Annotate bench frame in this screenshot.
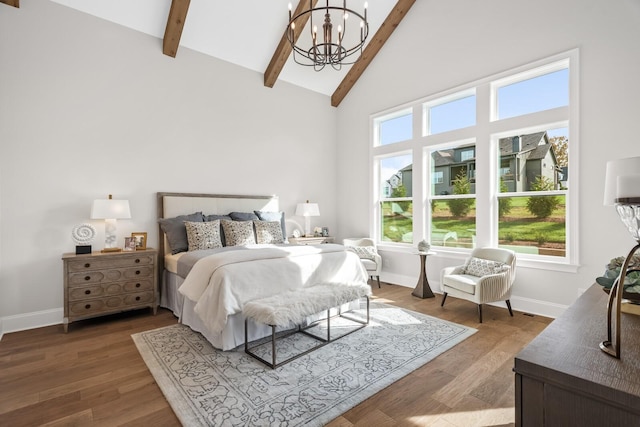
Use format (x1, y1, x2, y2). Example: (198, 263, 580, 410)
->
(244, 296, 370, 369)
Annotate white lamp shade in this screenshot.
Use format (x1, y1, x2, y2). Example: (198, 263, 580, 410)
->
(604, 156, 640, 205)
(295, 202, 320, 217)
(91, 198, 131, 219)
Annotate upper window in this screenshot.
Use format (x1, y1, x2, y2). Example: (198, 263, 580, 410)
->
(425, 92, 476, 135)
(374, 109, 412, 146)
(494, 67, 569, 120)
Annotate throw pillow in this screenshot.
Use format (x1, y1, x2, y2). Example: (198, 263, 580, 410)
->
(229, 212, 259, 221)
(347, 246, 378, 261)
(254, 210, 287, 242)
(204, 214, 231, 246)
(221, 219, 256, 246)
(185, 220, 223, 251)
(464, 257, 506, 277)
(254, 220, 284, 244)
(158, 212, 204, 254)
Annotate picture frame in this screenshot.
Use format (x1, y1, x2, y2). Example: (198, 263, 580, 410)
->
(131, 232, 147, 250)
(322, 227, 329, 237)
(123, 237, 136, 252)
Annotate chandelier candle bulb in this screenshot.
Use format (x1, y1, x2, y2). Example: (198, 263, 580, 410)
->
(616, 175, 640, 200)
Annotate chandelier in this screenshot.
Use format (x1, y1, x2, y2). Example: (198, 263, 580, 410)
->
(287, 1, 369, 71)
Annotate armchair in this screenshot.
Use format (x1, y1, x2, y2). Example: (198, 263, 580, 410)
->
(440, 247, 516, 323)
(343, 238, 382, 288)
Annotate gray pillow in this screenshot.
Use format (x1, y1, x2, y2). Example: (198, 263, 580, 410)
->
(229, 211, 259, 221)
(158, 212, 204, 254)
(254, 210, 287, 242)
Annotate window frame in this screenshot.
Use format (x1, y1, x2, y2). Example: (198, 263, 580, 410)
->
(370, 49, 579, 272)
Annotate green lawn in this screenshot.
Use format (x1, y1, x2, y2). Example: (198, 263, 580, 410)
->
(382, 195, 566, 248)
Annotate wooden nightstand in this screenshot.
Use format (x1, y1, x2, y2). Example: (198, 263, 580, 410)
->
(288, 236, 335, 245)
(62, 248, 158, 332)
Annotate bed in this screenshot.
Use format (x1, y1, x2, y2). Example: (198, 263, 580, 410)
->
(157, 192, 369, 350)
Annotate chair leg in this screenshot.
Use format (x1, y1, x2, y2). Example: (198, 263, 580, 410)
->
(376, 275, 381, 288)
(478, 304, 483, 323)
(506, 299, 514, 317)
(441, 292, 448, 307)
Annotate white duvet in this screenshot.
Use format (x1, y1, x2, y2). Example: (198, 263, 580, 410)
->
(178, 244, 368, 334)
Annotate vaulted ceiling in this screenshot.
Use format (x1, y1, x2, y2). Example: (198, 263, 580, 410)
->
(4, 0, 415, 106)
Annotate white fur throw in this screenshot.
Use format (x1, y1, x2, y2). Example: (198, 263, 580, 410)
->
(243, 283, 371, 327)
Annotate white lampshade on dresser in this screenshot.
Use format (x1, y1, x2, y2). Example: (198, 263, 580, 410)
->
(91, 194, 131, 252)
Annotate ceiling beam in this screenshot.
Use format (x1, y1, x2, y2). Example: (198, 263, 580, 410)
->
(331, 0, 416, 107)
(264, 0, 318, 88)
(0, 0, 19, 7)
(163, 0, 191, 58)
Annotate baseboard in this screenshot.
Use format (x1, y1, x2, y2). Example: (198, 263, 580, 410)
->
(380, 273, 566, 319)
(0, 308, 63, 339)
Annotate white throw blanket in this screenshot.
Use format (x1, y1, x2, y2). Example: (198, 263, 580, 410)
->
(178, 244, 368, 334)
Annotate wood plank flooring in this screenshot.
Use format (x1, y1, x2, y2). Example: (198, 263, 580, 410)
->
(0, 283, 552, 426)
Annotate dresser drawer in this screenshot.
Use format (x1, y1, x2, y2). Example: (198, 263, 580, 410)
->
(68, 291, 154, 316)
(68, 279, 154, 301)
(68, 266, 153, 285)
(66, 254, 154, 272)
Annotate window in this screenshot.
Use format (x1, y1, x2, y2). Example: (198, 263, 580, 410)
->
(378, 154, 413, 243)
(426, 93, 476, 135)
(430, 143, 477, 249)
(374, 109, 412, 146)
(371, 50, 578, 268)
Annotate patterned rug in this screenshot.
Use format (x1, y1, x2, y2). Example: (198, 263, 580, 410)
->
(132, 302, 476, 426)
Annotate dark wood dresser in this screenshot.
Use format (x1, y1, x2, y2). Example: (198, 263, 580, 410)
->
(514, 284, 640, 426)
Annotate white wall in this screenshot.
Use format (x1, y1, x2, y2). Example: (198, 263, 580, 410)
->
(0, 1, 337, 333)
(336, 0, 640, 316)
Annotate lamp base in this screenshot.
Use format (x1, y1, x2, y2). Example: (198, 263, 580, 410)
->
(101, 247, 122, 253)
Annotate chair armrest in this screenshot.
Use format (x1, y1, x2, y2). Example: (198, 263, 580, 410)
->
(440, 265, 466, 284)
(476, 269, 513, 303)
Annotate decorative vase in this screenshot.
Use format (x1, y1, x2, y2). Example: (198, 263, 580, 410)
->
(417, 239, 430, 252)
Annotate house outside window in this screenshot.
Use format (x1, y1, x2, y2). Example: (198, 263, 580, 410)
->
(371, 50, 578, 268)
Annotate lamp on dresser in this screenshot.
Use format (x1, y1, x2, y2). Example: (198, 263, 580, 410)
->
(601, 156, 640, 358)
(91, 194, 131, 253)
(295, 200, 320, 237)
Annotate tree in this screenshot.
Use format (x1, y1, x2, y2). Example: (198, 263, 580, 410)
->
(498, 177, 512, 218)
(549, 136, 568, 167)
(391, 183, 411, 212)
(446, 169, 475, 218)
(526, 176, 560, 218)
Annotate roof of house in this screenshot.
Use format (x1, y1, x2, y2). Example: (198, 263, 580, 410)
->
(499, 131, 547, 155)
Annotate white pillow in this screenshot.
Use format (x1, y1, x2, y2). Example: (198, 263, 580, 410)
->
(221, 219, 256, 246)
(464, 257, 506, 277)
(254, 220, 284, 244)
(185, 220, 223, 251)
(347, 246, 378, 261)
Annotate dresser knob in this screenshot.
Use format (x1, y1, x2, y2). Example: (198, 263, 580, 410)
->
(135, 270, 140, 275)
(85, 304, 91, 310)
(135, 259, 140, 263)
(85, 290, 91, 295)
(135, 283, 141, 288)
(84, 263, 90, 268)
(84, 276, 90, 281)
(135, 296, 141, 301)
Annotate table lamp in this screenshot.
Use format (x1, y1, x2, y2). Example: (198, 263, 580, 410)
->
(91, 194, 131, 253)
(600, 156, 640, 358)
(295, 200, 320, 237)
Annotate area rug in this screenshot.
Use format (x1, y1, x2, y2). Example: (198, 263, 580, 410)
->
(132, 302, 476, 426)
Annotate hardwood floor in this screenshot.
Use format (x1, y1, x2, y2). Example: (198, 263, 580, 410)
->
(0, 283, 552, 426)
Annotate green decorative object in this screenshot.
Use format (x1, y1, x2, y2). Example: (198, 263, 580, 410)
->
(596, 255, 640, 297)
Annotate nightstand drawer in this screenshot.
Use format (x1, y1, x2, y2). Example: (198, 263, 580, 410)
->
(68, 279, 154, 301)
(66, 254, 154, 272)
(68, 266, 153, 285)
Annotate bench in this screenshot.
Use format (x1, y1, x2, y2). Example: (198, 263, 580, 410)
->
(243, 282, 371, 369)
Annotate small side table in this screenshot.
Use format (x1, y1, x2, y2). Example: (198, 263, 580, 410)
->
(412, 251, 436, 299)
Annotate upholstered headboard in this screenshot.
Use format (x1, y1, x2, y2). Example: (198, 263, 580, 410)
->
(156, 192, 279, 277)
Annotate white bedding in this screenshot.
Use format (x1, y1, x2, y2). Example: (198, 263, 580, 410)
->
(178, 243, 368, 338)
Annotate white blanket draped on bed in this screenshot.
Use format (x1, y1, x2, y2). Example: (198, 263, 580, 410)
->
(178, 244, 368, 334)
